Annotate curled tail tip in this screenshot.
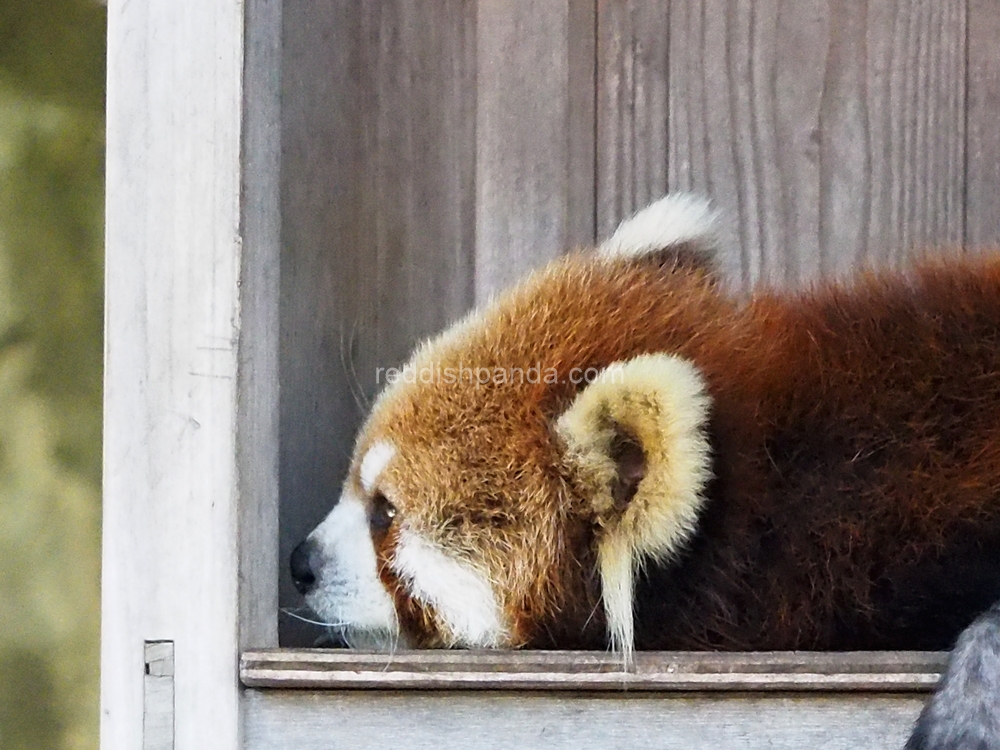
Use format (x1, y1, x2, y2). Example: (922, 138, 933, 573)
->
(599, 193, 719, 260)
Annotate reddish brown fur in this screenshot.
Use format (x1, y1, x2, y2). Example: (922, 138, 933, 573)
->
(647, 257, 1000, 650)
(355, 248, 1000, 650)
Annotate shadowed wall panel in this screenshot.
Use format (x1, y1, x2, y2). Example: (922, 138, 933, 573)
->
(279, 1, 598, 643)
(279, 1, 477, 644)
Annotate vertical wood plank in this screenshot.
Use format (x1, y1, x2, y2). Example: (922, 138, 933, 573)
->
(102, 0, 280, 747)
(279, 1, 477, 645)
(863, 0, 966, 266)
(239, 0, 282, 657)
(966, 0, 1000, 249)
(600, 0, 967, 288)
(475, 0, 596, 299)
(596, 1, 671, 240)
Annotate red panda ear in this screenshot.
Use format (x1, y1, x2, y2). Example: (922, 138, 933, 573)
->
(598, 193, 720, 274)
(555, 354, 714, 659)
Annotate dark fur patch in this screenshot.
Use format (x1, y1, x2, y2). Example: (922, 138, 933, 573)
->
(609, 429, 646, 509)
(632, 258, 1000, 649)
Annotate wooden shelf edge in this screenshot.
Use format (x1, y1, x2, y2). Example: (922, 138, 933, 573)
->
(240, 649, 946, 692)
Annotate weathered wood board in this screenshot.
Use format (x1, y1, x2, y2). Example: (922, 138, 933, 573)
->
(244, 689, 926, 750)
(240, 649, 945, 692)
(475, 0, 596, 297)
(599, 0, 969, 287)
(239, 651, 939, 748)
(103, 0, 280, 748)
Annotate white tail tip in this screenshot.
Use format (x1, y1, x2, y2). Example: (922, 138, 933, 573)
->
(599, 194, 718, 259)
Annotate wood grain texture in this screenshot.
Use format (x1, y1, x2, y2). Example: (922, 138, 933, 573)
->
(599, 0, 967, 287)
(244, 688, 926, 750)
(279, 1, 477, 645)
(241, 649, 945, 692)
(596, 0, 670, 239)
(102, 0, 280, 747)
(238, 0, 282, 656)
(475, 0, 596, 299)
(966, 0, 1000, 249)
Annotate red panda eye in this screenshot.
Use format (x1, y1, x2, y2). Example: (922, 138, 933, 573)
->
(369, 492, 397, 534)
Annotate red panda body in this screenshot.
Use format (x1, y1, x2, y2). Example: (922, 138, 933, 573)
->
(291, 195, 1000, 656)
(634, 259, 1000, 650)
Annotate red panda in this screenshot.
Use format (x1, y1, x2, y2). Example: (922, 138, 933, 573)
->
(290, 194, 1000, 659)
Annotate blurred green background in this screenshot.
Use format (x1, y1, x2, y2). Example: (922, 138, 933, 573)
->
(0, 1, 105, 748)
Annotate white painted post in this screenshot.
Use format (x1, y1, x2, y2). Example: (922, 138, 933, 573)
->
(101, 0, 281, 748)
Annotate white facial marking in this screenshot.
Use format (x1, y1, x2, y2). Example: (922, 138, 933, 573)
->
(391, 528, 506, 647)
(360, 441, 396, 494)
(306, 492, 399, 648)
(600, 193, 718, 258)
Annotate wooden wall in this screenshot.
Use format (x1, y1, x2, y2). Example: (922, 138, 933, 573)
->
(601, 0, 971, 284)
(278, 0, 1000, 644)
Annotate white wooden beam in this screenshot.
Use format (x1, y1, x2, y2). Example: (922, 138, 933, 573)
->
(102, 0, 280, 748)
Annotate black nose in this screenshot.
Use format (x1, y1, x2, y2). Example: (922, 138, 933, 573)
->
(290, 539, 318, 595)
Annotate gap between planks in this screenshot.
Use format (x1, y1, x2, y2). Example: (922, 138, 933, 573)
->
(240, 649, 945, 692)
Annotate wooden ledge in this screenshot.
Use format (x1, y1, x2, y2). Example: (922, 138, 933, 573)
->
(240, 649, 945, 692)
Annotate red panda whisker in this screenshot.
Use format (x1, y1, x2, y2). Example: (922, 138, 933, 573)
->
(279, 607, 352, 629)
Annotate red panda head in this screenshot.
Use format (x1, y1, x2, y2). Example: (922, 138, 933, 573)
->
(293, 195, 728, 655)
